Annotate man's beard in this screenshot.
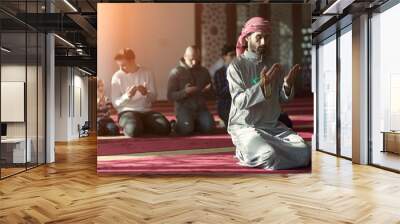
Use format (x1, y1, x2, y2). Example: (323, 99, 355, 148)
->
(256, 46, 266, 56)
(249, 42, 266, 57)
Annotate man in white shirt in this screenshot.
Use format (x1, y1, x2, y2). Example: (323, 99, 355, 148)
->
(111, 48, 170, 137)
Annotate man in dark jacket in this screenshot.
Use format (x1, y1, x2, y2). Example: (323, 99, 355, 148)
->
(213, 44, 236, 127)
(167, 45, 215, 135)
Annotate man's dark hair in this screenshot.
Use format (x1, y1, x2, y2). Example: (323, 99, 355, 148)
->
(221, 44, 235, 56)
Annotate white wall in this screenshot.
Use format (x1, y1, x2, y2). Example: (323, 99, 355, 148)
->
(1, 65, 35, 137)
(55, 67, 89, 141)
(97, 3, 195, 100)
(55, 67, 69, 141)
(1, 65, 27, 143)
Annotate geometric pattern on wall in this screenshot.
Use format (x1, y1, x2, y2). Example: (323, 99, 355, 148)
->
(201, 4, 227, 69)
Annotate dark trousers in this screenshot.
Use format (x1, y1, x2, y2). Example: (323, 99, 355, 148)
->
(217, 106, 230, 128)
(97, 117, 119, 136)
(119, 111, 171, 137)
(279, 112, 293, 129)
(176, 108, 215, 136)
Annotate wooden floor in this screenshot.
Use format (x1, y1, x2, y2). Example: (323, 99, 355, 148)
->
(1, 167, 26, 178)
(1, 136, 400, 224)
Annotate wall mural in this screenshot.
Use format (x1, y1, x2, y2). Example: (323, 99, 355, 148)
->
(97, 3, 312, 175)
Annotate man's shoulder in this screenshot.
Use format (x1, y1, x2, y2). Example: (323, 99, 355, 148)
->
(111, 70, 124, 80)
(198, 66, 211, 76)
(214, 66, 226, 77)
(231, 55, 248, 67)
(169, 66, 186, 77)
(137, 66, 153, 76)
(138, 66, 151, 73)
(227, 56, 246, 72)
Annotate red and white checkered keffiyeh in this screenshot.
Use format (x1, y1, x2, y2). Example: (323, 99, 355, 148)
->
(236, 17, 272, 57)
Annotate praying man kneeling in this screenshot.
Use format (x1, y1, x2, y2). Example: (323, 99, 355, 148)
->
(227, 17, 311, 170)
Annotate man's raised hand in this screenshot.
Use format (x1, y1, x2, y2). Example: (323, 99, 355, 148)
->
(261, 63, 282, 87)
(284, 64, 302, 87)
(137, 85, 148, 96)
(127, 85, 137, 98)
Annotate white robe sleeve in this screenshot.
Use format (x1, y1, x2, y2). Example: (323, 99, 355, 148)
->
(279, 79, 294, 103)
(227, 63, 266, 110)
(111, 76, 131, 108)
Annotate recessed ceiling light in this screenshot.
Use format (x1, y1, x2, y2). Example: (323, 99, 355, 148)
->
(78, 67, 93, 76)
(63, 0, 78, 12)
(323, 0, 354, 15)
(54, 34, 75, 48)
(1, 47, 11, 53)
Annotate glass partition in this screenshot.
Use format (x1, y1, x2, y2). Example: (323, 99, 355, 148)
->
(339, 27, 352, 158)
(370, 2, 400, 171)
(1, 30, 28, 177)
(0, 1, 46, 179)
(317, 35, 337, 154)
